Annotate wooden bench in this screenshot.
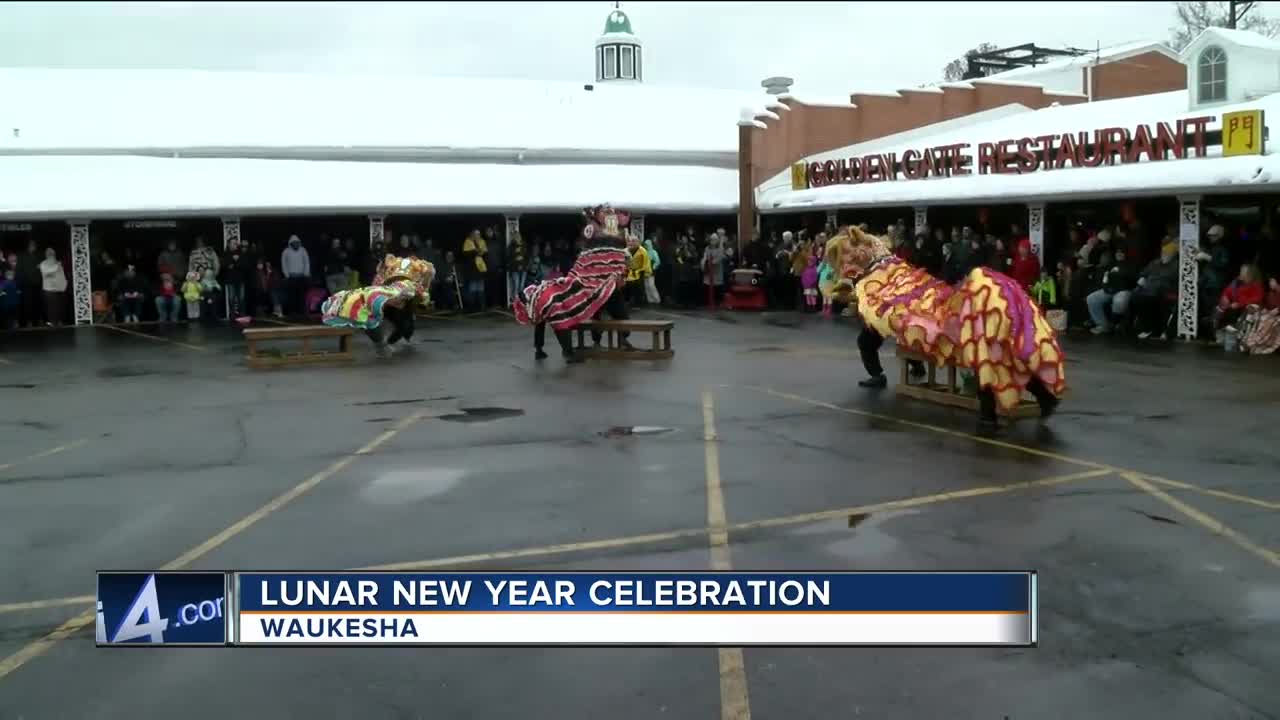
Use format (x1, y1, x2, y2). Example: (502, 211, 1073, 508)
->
(243, 325, 356, 369)
(895, 350, 1041, 419)
(573, 320, 674, 360)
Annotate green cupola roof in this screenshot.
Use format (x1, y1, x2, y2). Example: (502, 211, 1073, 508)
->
(604, 9, 634, 35)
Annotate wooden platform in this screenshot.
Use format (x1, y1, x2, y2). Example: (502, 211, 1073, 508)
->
(573, 320, 674, 360)
(243, 325, 356, 369)
(895, 350, 1041, 419)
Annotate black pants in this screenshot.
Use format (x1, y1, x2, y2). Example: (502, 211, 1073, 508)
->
(978, 376, 1057, 422)
(286, 277, 308, 316)
(364, 305, 415, 346)
(1131, 291, 1170, 336)
(591, 290, 631, 344)
(534, 322, 573, 355)
(857, 326, 924, 377)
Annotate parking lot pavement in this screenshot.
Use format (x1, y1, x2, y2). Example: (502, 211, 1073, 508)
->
(0, 313, 1276, 718)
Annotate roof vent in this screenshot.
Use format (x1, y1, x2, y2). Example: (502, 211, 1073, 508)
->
(761, 76, 793, 95)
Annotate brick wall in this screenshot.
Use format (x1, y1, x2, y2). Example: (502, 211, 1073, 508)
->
(1091, 51, 1187, 101)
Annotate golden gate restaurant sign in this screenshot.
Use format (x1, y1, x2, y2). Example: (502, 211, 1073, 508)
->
(796, 113, 1262, 189)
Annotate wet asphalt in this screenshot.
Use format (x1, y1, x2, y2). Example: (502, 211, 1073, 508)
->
(0, 310, 1277, 719)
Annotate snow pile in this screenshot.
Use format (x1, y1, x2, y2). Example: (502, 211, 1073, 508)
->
(0, 69, 772, 155)
(0, 156, 741, 218)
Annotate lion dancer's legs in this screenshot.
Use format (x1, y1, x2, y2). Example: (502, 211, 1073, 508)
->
(976, 376, 1060, 429)
(534, 322, 579, 363)
(857, 325, 924, 388)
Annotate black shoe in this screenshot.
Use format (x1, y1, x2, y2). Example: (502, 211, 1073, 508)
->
(858, 374, 888, 389)
(535, 349, 549, 360)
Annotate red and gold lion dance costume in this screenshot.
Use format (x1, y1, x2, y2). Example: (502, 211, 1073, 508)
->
(834, 226, 1065, 424)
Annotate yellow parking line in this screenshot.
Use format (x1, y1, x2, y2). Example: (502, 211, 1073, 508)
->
(1122, 473, 1279, 569)
(1143, 475, 1279, 511)
(99, 324, 206, 352)
(0, 437, 92, 475)
(0, 411, 428, 682)
(1, 467, 1113, 619)
(703, 389, 752, 720)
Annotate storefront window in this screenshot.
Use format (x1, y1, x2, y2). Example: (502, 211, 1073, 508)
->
(1198, 46, 1227, 103)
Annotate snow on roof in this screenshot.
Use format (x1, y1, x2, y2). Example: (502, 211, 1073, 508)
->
(760, 89, 1280, 211)
(0, 68, 770, 156)
(1186, 26, 1280, 53)
(990, 39, 1176, 81)
(0, 156, 741, 219)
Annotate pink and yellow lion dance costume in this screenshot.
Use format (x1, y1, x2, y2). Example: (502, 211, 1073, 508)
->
(835, 226, 1066, 417)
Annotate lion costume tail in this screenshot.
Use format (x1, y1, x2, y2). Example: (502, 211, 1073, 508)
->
(938, 268, 1066, 411)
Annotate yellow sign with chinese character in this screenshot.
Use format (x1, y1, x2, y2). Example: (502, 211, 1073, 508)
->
(791, 161, 809, 190)
(1222, 110, 1265, 157)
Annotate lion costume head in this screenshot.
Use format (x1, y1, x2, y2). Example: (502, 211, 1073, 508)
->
(835, 225, 893, 279)
(374, 254, 435, 289)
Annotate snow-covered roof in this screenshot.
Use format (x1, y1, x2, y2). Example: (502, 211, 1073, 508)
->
(0, 68, 769, 156)
(988, 39, 1178, 81)
(0, 156, 740, 219)
(1184, 26, 1280, 54)
(760, 88, 1280, 211)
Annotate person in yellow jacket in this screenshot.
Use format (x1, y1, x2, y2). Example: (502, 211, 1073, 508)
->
(460, 230, 488, 311)
(625, 233, 651, 306)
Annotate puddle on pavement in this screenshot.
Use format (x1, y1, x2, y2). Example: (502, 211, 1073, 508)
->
(0, 383, 37, 389)
(350, 395, 457, 407)
(599, 425, 677, 438)
(439, 407, 525, 423)
(361, 467, 467, 505)
(743, 346, 787, 354)
(365, 417, 395, 423)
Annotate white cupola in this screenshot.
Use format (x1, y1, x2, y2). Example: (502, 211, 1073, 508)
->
(595, 8, 643, 83)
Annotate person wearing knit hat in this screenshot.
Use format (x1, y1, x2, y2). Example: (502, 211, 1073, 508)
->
(1131, 241, 1181, 339)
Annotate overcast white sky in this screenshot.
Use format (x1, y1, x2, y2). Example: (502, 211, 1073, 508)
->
(0, 1, 1238, 96)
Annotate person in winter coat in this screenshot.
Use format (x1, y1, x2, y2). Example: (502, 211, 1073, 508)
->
(800, 254, 819, 312)
(506, 231, 528, 307)
(15, 241, 43, 327)
(1131, 242, 1181, 339)
(222, 240, 251, 319)
(643, 238, 661, 304)
(461, 230, 488, 311)
(702, 236, 726, 307)
(1215, 263, 1265, 333)
(39, 247, 68, 326)
(1196, 224, 1233, 317)
(625, 233, 652, 306)
(280, 235, 311, 316)
(188, 236, 220, 281)
(1085, 247, 1138, 333)
(0, 268, 19, 329)
(155, 272, 181, 322)
(182, 271, 203, 320)
(157, 239, 187, 284)
(113, 264, 147, 323)
(323, 237, 350, 296)
(1009, 239, 1041, 290)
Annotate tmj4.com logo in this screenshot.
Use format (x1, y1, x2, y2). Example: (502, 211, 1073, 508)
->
(97, 574, 225, 644)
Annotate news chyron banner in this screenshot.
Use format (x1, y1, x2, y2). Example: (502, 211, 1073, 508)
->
(96, 572, 229, 646)
(98, 571, 1035, 647)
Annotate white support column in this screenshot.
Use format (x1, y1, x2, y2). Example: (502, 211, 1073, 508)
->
(913, 206, 928, 233)
(69, 221, 92, 325)
(631, 214, 645, 243)
(1177, 196, 1201, 340)
(1027, 203, 1046, 266)
(504, 214, 520, 306)
(221, 217, 241, 251)
(368, 215, 385, 250)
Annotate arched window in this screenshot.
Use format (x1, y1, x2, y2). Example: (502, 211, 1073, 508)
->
(1198, 46, 1227, 103)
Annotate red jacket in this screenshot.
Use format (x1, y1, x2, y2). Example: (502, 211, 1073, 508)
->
(1010, 253, 1040, 289)
(1219, 280, 1264, 307)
